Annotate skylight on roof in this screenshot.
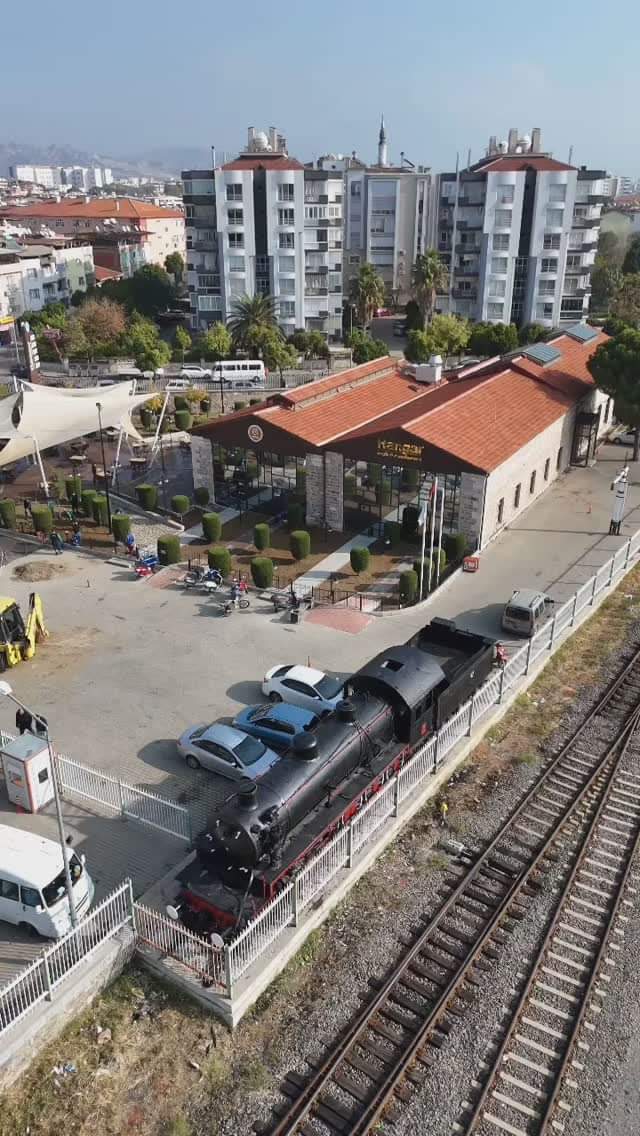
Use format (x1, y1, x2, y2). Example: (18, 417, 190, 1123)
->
(564, 323, 599, 344)
(523, 342, 562, 367)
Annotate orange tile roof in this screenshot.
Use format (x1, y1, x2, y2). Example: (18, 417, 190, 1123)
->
(270, 357, 395, 407)
(474, 155, 574, 173)
(94, 265, 122, 281)
(2, 197, 183, 221)
(222, 156, 305, 172)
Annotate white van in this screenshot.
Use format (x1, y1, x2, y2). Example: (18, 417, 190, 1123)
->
(502, 589, 552, 638)
(0, 825, 95, 938)
(211, 360, 265, 387)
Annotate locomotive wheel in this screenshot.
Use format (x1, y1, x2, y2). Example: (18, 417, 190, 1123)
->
(268, 691, 282, 703)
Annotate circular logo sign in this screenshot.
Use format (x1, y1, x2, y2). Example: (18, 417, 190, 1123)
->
(248, 424, 264, 444)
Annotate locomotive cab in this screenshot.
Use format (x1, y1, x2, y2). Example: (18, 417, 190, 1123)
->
(349, 645, 443, 743)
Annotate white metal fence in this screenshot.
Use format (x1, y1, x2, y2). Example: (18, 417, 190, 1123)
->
(134, 902, 226, 987)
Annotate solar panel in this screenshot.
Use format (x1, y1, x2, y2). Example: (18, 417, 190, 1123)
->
(523, 342, 562, 366)
(564, 322, 599, 343)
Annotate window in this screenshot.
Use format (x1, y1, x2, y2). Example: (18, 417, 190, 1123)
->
(350, 182, 361, 197)
(305, 205, 326, 220)
(556, 447, 564, 472)
(529, 470, 536, 494)
(279, 278, 295, 294)
(487, 302, 503, 318)
(226, 184, 242, 201)
(573, 206, 588, 221)
(497, 498, 505, 525)
(541, 258, 558, 274)
(317, 229, 328, 243)
(227, 208, 243, 225)
(349, 255, 359, 264)
(27, 267, 38, 279)
(279, 255, 295, 273)
(543, 233, 561, 250)
(55, 220, 65, 229)
(536, 302, 554, 320)
(78, 276, 84, 287)
(549, 184, 567, 203)
(569, 233, 583, 249)
(278, 184, 295, 202)
(29, 288, 40, 300)
(228, 256, 245, 273)
(20, 886, 41, 907)
(278, 208, 295, 226)
(198, 295, 222, 311)
(279, 232, 295, 250)
(280, 300, 295, 317)
(514, 483, 521, 508)
(544, 457, 550, 481)
(198, 274, 218, 288)
(491, 257, 508, 274)
(539, 280, 555, 295)
(37, 767, 49, 784)
(440, 229, 450, 244)
(228, 232, 244, 249)
(561, 297, 584, 314)
(497, 185, 514, 204)
(493, 233, 510, 251)
(547, 209, 563, 227)
(489, 280, 506, 297)
(0, 878, 19, 901)
(495, 209, 512, 227)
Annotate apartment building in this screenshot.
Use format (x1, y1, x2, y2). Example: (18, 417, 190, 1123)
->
(343, 118, 435, 305)
(0, 198, 184, 273)
(183, 126, 343, 340)
(0, 242, 95, 344)
(436, 128, 608, 328)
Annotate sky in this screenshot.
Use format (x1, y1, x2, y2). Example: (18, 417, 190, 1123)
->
(3, 0, 639, 176)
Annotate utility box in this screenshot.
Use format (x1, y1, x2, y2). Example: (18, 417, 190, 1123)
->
(1, 734, 54, 813)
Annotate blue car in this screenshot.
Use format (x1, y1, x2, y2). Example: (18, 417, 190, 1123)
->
(233, 702, 319, 751)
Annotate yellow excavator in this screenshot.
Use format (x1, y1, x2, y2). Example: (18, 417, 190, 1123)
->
(0, 593, 47, 670)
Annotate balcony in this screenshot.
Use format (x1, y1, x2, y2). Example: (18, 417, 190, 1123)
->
(191, 240, 217, 252)
(457, 219, 483, 231)
(572, 213, 601, 228)
(305, 286, 328, 297)
(452, 288, 477, 301)
(455, 243, 480, 254)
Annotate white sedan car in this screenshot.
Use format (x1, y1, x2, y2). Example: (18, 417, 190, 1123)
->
(262, 664, 345, 715)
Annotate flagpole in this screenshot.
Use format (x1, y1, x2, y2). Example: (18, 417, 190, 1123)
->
(436, 481, 445, 585)
(427, 475, 438, 593)
(418, 481, 427, 601)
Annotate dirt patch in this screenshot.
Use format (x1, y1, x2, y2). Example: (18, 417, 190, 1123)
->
(13, 562, 69, 583)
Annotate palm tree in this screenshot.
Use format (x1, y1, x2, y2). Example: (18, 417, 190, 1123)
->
(227, 293, 278, 348)
(412, 251, 449, 327)
(350, 263, 386, 328)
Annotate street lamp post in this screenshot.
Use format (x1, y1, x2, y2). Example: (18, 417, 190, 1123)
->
(0, 681, 78, 925)
(95, 402, 113, 535)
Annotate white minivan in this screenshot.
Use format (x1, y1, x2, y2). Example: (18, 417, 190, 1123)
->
(211, 360, 266, 387)
(0, 825, 95, 938)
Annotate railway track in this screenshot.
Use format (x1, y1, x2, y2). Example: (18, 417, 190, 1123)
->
(458, 710, 640, 1136)
(264, 649, 640, 1136)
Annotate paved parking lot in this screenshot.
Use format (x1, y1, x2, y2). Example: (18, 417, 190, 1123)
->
(0, 438, 639, 980)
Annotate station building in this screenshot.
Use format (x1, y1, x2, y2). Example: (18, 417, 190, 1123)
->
(193, 324, 611, 552)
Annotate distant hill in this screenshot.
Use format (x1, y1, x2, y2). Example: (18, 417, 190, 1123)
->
(0, 140, 199, 179)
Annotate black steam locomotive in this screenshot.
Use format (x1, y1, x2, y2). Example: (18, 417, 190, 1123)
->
(174, 619, 495, 933)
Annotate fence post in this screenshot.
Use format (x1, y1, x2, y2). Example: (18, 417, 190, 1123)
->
(590, 575, 598, 606)
(392, 774, 400, 817)
(127, 878, 137, 932)
(224, 947, 233, 999)
(117, 777, 126, 821)
(467, 697, 474, 736)
(433, 731, 440, 770)
(570, 593, 578, 627)
(625, 537, 632, 569)
(346, 823, 354, 868)
(525, 639, 533, 675)
(548, 614, 557, 650)
(292, 876, 300, 927)
(42, 952, 53, 1002)
(498, 666, 506, 704)
(608, 556, 616, 587)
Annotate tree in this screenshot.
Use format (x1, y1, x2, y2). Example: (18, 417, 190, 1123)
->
(611, 274, 640, 326)
(164, 252, 184, 282)
(468, 321, 519, 357)
(259, 331, 298, 385)
(404, 315, 469, 365)
(305, 330, 330, 360)
(123, 313, 170, 372)
(196, 322, 233, 361)
(590, 258, 622, 314)
(518, 323, 549, 346)
(411, 250, 449, 327)
(346, 330, 388, 364)
(350, 263, 385, 327)
(172, 325, 191, 363)
(599, 230, 625, 269)
(65, 297, 127, 359)
(405, 330, 432, 364)
(102, 265, 176, 317)
(588, 328, 640, 460)
(405, 299, 423, 332)
(622, 236, 640, 276)
(227, 293, 278, 348)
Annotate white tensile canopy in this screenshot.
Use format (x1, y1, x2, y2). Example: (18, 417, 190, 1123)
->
(0, 383, 155, 467)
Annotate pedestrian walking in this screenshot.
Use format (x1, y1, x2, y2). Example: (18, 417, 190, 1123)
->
(50, 531, 64, 555)
(15, 706, 33, 735)
(23, 499, 31, 518)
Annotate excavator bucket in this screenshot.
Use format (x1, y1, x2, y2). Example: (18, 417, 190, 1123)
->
(23, 592, 48, 659)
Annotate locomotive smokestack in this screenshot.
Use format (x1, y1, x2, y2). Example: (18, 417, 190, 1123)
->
(337, 699, 357, 723)
(238, 780, 258, 808)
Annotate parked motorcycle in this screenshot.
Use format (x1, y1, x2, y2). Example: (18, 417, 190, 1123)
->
(183, 566, 223, 591)
(218, 595, 250, 615)
(135, 553, 160, 578)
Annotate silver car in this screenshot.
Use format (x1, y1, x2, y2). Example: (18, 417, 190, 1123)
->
(177, 722, 280, 780)
(262, 664, 345, 715)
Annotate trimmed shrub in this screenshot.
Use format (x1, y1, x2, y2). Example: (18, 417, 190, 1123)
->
(350, 546, 370, 574)
(157, 534, 181, 565)
(81, 488, 98, 517)
(402, 505, 420, 539)
(208, 545, 231, 576)
(383, 520, 401, 547)
(234, 401, 247, 411)
(287, 502, 304, 530)
(111, 514, 131, 543)
(375, 480, 392, 507)
(249, 398, 261, 406)
(173, 395, 189, 411)
(443, 531, 467, 563)
(92, 494, 108, 526)
(366, 462, 382, 485)
(174, 410, 193, 431)
(193, 486, 210, 507)
(200, 397, 211, 413)
(413, 548, 447, 588)
(254, 522, 270, 551)
(0, 499, 16, 529)
(136, 483, 158, 511)
(290, 529, 311, 561)
(140, 407, 153, 429)
(31, 505, 53, 535)
(202, 512, 222, 542)
(65, 475, 82, 505)
(399, 569, 418, 606)
(171, 494, 190, 517)
(250, 556, 274, 589)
